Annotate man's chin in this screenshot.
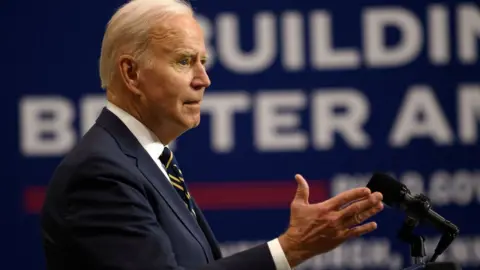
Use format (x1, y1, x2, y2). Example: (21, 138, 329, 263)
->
(182, 116, 201, 130)
(190, 118, 201, 128)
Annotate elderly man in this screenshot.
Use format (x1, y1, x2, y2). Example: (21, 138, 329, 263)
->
(40, 0, 384, 269)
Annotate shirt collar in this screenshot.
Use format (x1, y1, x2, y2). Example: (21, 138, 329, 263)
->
(106, 101, 165, 160)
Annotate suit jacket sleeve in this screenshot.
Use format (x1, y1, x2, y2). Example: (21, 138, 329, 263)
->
(63, 156, 277, 270)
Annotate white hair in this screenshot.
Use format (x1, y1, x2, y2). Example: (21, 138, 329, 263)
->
(99, 0, 193, 89)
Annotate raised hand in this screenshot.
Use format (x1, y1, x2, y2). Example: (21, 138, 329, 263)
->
(278, 174, 384, 267)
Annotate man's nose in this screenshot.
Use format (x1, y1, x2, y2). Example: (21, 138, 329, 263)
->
(192, 65, 211, 90)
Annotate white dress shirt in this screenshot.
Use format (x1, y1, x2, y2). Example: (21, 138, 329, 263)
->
(106, 101, 292, 270)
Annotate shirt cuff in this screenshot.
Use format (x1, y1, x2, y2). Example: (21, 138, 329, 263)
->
(267, 238, 292, 270)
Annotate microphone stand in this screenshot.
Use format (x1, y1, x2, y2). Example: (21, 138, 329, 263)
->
(397, 205, 461, 269)
(398, 216, 427, 269)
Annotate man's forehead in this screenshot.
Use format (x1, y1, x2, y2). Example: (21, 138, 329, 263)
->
(149, 15, 206, 53)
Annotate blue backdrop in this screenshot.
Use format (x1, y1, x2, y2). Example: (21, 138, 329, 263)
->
(3, 0, 480, 269)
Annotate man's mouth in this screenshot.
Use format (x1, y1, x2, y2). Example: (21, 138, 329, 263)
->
(184, 100, 200, 105)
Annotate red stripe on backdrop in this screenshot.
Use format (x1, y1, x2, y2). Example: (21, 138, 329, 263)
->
(24, 186, 47, 214)
(23, 180, 329, 213)
(188, 181, 329, 210)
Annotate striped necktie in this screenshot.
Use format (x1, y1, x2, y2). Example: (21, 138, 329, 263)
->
(159, 147, 195, 216)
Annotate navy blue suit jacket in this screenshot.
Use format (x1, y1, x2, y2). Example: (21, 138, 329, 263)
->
(41, 108, 277, 270)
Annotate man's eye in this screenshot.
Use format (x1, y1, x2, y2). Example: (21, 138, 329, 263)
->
(179, 58, 190, 65)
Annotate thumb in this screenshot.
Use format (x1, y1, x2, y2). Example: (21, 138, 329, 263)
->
(293, 174, 309, 205)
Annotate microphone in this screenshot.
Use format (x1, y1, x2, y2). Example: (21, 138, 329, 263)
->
(367, 173, 459, 262)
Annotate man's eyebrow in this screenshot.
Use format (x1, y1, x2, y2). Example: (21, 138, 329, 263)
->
(172, 48, 209, 60)
(173, 48, 197, 56)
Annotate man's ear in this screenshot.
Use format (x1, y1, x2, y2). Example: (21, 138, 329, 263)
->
(118, 55, 142, 96)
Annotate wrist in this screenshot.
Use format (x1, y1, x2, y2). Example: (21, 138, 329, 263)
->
(278, 233, 312, 267)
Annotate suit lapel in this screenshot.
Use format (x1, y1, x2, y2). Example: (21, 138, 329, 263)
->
(96, 108, 214, 262)
(192, 200, 223, 260)
(136, 151, 214, 261)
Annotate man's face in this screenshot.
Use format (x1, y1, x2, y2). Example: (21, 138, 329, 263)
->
(136, 14, 210, 133)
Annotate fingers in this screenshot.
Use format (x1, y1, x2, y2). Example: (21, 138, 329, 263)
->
(339, 192, 383, 218)
(346, 222, 378, 238)
(341, 201, 384, 229)
(324, 187, 371, 210)
(293, 174, 310, 205)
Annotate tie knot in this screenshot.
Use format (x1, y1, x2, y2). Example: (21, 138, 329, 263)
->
(159, 146, 174, 169)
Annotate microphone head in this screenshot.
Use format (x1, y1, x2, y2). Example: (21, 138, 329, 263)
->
(367, 172, 409, 207)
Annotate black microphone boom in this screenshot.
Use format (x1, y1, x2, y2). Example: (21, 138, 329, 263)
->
(366, 172, 460, 265)
(367, 173, 459, 235)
